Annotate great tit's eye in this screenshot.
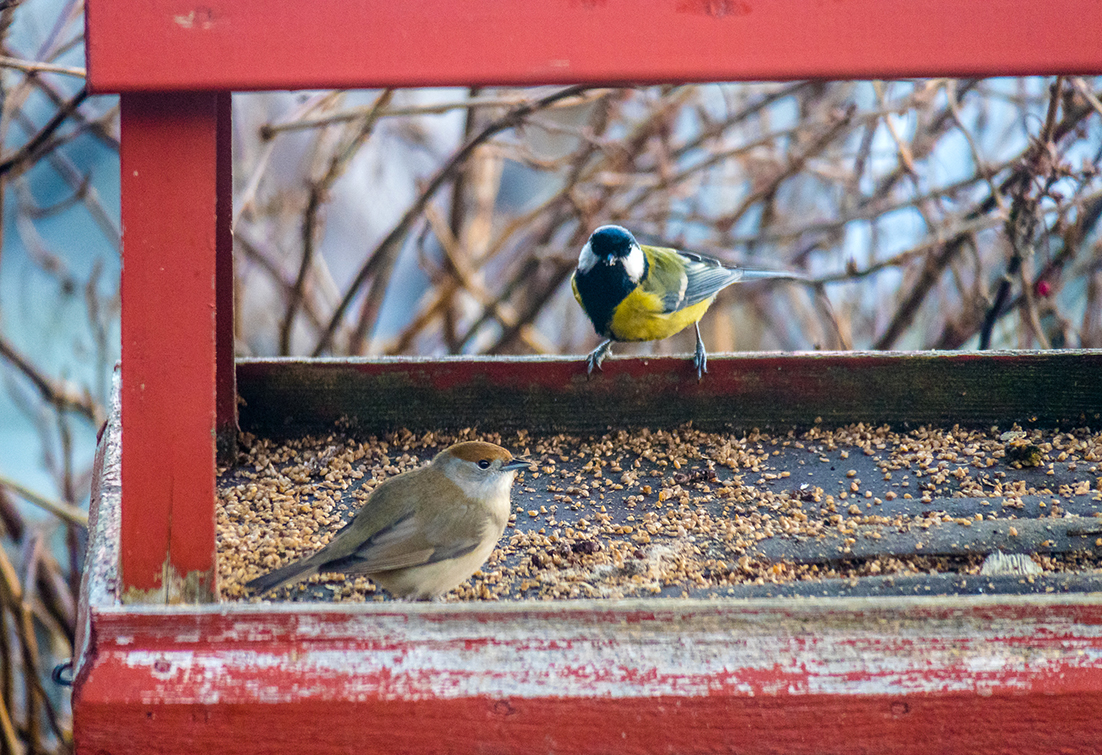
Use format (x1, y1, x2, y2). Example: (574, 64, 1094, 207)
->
(478, 459, 491, 469)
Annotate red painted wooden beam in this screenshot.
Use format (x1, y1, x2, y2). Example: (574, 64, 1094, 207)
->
(75, 601, 1102, 754)
(119, 93, 221, 602)
(85, 0, 1102, 93)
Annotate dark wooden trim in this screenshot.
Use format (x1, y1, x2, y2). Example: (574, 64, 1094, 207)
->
(237, 351, 1102, 436)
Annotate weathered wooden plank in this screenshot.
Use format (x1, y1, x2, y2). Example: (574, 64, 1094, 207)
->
(710, 571, 1102, 598)
(758, 514, 1102, 564)
(75, 597, 1102, 754)
(237, 352, 1102, 436)
(73, 693, 1102, 755)
(119, 93, 219, 604)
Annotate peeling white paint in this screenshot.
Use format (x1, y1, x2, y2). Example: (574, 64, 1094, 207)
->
(94, 602, 1102, 706)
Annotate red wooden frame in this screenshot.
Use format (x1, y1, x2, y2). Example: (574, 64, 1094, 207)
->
(78, 1, 1102, 753)
(87, 0, 1102, 90)
(118, 93, 231, 602)
(78, 600, 1102, 755)
(94, 0, 1102, 606)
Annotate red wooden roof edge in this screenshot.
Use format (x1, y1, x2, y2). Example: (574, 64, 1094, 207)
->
(86, 0, 1102, 93)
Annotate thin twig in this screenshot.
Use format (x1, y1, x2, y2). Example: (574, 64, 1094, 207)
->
(0, 335, 102, 426)
(871, 81, 917, 175)
(979, 76, 1065, 349)
(313, 84, 593, 356)
(716, 104, 856, 233)
(880, 81, 1093, 350)
(0, 84, 86, 176)
(261, 89, 607, 138)
(279, 89, 393, 354)
(1070, 77, 1102, 121)
(235, 229, 327, 331)
(0, 476, 87, 529)
(0, 54, 83, 78)
(0, 684, 20, 755)
(812, 215, 1003, 284)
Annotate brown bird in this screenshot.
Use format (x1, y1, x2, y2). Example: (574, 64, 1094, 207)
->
(246, 441, 531, 599)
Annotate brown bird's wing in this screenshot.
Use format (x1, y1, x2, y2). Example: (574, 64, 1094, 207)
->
(319, 472, 488, 575)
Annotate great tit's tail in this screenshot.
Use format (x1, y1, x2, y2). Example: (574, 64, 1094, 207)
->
(245, 556, 322, 595)
(736, 268, 809, 283)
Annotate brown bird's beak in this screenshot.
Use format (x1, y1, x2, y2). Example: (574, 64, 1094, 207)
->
(503, 457, 536, 472)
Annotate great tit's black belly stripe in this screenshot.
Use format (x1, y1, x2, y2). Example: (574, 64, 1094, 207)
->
(574, 265, 636, 339)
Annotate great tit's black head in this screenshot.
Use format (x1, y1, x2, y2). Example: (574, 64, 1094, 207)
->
(577, 225, 646, 283)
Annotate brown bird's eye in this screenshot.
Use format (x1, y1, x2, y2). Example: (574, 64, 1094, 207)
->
(478, 459, 491, 469)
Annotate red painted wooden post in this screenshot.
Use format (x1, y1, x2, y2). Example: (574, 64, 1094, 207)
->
(119, 93, 220, 603)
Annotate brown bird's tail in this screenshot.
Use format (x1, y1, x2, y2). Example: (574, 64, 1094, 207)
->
(244, 557, 322, 595)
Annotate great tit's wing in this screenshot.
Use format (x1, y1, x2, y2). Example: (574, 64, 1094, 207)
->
(642, 245, 744, 313)
(678, 250, 747, 307)
(570, 271, 583, 306)
(319, 472, 486, 574)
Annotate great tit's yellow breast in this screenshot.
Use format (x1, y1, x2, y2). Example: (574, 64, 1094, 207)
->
(608, 288, 714, 342)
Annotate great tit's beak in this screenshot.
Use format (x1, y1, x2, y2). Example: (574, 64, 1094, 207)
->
(503, 457, 536, 472)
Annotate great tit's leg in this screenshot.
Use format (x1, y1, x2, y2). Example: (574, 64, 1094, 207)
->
(693, 322, 708, 379)
(586, 340, 614, 374)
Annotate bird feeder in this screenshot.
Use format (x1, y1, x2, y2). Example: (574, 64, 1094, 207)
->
(75, 2, 1102, 753)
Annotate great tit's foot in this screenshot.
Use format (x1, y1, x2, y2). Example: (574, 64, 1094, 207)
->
(693, 349, 708, 380)
(585, 340, 613, 374)
(693, 324, 708, 380)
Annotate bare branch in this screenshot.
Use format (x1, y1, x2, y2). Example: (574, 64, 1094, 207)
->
(0, 54, 83, 78)
(0, 335, 102, 426)
(312, 84, 594, 356)
(0, 84, 86, 176)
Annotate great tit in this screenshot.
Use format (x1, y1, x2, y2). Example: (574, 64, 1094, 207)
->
(571, 225, 795, 378)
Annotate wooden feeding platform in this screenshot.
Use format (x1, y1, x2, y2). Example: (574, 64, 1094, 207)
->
(218, 354, 1102, 603)
(78, 353, 1102, 753)
(74, 1, 1102, 753)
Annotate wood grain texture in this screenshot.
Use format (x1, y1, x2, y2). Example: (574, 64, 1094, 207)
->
(90, 0, 1102, 745)
(74, 696, 1102, 755)
(84, 0, 1102, 93)
(119, 93, 218, 602)
(237, 352, 1102, 436)
(75, 598, 1102, 754)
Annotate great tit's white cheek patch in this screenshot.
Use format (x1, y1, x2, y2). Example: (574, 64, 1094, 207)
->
(577, 241, 599, 273)
(624, 244, 646, 283)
